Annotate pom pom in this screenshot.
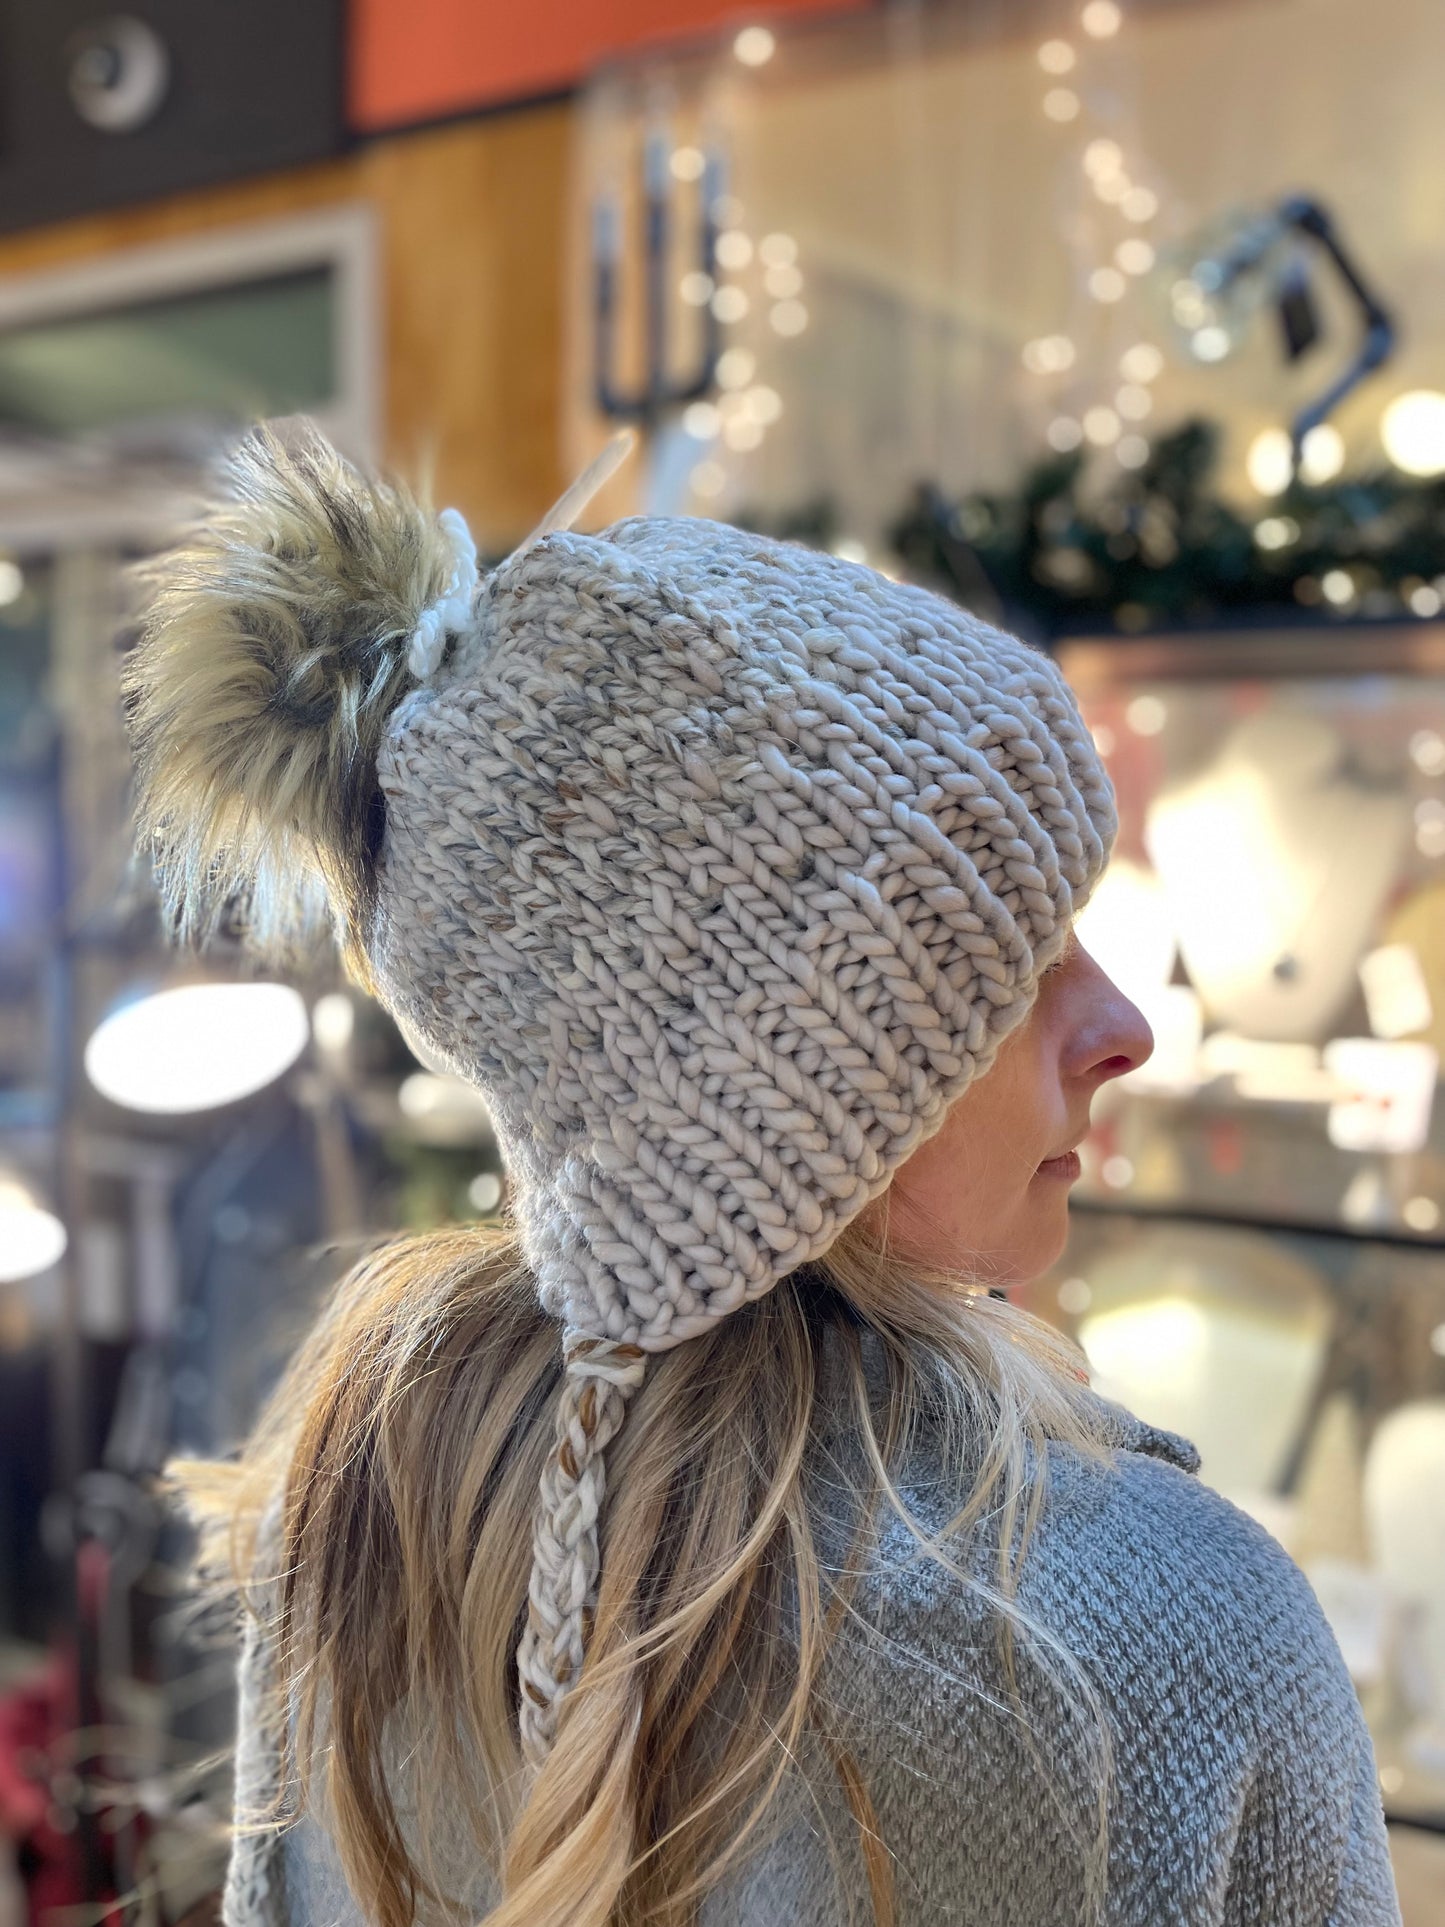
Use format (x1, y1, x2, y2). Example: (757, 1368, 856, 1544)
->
(124, 419, 465, 982)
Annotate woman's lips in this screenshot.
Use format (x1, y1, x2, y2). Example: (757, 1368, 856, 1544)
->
(1036, 1148, 1082, 1181)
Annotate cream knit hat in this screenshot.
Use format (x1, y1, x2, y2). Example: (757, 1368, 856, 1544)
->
(126, 423, 1116, 1767)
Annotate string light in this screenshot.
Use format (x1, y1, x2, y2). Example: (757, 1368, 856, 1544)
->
(723, 416, 764, 451)
(733, 25, 776, 66)
(1249, 422, 1346, 494)
(1419, 799, 1445, 857)
(712, 285, 749, 324)
(1116, 383, 1152, 420)
(1089, 267, 1126, 302)
(759, 232, 797, 267)
(1023, 335, 1077, 374)
(1382, 390, 1445, 476)
(1120, 343, 1164, 383)
(715, 229, 753, 270)
(1037, 39, 1076, 73)
(1043, 88, 1080, 121)
(716, 347, 756, 388)
(1083, 139, 1124, 179)
(1246, 428, 1293, 496)
(1171, 279, 1209, 327)
(1048, 416, 1084, 451)
(765, 263, 803, 298)
(1126, 694, 1166, 735)
(679, 272, 714, 307)
(683, 401, 720, 439)
(1081, 0, 1123, 37)
(669, 146, 705, 182)
(770, 299, 808, 336)
(1253, 516, 1300, 550)
(1084, 405, 1121, 445)
(1122, 186, 1158, 222)
(1300, 422, 1344, 483)
(1116, 238, 1155, 275)
(1117, 435, 1150, 468)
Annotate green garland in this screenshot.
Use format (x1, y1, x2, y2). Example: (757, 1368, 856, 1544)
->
(748, 418, 1445, 640)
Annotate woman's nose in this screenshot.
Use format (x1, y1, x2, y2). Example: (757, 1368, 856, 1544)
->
(1067, 946, 1155, 1085)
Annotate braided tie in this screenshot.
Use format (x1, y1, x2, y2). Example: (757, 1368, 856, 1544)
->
(516, 1336, 648, 1768)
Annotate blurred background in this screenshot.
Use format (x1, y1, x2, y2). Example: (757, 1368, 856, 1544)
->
(0, 0, 1443, 1919)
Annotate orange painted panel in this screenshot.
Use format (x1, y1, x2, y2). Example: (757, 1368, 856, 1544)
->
(349, 0, 866, 132)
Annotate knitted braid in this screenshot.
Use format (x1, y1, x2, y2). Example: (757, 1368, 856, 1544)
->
(517, 1338, 648, 1766)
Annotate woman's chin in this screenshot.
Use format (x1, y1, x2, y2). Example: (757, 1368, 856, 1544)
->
(1010, 1197, 1073, 1287)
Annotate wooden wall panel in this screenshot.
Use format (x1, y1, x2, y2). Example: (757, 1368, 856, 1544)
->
(0, 110, 573, 546)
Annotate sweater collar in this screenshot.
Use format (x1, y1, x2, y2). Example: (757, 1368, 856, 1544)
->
(845, 1319, 1202, 1477)
(1077, 1385, 1201, 1474)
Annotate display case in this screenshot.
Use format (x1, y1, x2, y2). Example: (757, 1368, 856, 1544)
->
(1020, 625, 1445, 1833)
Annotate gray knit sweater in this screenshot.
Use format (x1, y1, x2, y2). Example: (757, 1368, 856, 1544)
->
(225, 1329, 1401, 1927)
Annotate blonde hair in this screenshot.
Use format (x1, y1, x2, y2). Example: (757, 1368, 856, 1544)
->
(174, 1201, 1117, 1927)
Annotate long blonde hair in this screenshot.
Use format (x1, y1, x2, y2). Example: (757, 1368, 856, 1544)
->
(174, 1197, 1117, 1927)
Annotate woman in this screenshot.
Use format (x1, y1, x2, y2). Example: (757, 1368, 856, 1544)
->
(129, 421, 1399, 1927)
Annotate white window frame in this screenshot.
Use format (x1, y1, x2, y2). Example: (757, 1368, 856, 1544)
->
(0, 204, 380, 552)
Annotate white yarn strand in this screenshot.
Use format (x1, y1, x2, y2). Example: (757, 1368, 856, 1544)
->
(512, 428, 638, 560)
(406, 506, 480, 681)
(516, 1338, 647, 1769)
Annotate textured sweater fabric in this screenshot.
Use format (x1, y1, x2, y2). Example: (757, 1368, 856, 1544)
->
(225, 1329, 1401, 1927)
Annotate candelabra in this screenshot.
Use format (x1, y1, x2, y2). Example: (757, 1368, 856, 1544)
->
(592, 129, 724, 427)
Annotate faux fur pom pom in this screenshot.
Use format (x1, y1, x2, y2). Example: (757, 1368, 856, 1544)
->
(124, 420, 459, 980)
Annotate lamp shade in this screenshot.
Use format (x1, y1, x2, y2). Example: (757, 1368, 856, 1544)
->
(84, 981, 309, 1114)
(0, 1177, 66, 1282)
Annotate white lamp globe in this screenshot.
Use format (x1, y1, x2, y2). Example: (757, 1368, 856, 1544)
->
(85, 982, 310, 1115)
(0, 1179, 67, 1282)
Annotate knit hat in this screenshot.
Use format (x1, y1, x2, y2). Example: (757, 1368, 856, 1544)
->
(125, 422, 1116, 1767)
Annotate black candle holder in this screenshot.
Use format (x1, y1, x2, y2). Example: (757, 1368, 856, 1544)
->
(592, 130, 724, 428)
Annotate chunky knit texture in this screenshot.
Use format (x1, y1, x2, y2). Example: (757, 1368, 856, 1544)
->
(363, 514, 1114, 1756)
(224, 1335, 1402, 1926)
(376, 517, 1113, 1353)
